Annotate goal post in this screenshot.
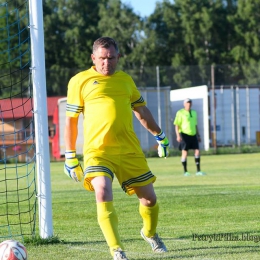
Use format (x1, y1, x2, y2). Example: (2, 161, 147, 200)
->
(28, 0, 53, 239)
(0, 0, 53, 240)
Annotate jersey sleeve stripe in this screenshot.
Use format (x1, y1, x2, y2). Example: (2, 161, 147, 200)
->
(66, 104, 84, 113)
(131, 96, 145, 107)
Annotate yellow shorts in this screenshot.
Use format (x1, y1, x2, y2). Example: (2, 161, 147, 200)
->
(83, 153, 156, 195)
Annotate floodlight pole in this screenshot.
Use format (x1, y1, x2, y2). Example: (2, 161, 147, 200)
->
(211, 65, 217, 153)
(29, 0, 53, 238)
(156, 66, 162, 127)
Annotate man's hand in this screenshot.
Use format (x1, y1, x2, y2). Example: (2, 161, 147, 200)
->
(154, 131, 170, 158)
(176, 135, 182, 143)
(64, 150, 84, 182)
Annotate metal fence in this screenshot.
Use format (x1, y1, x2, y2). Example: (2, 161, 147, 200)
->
(171, 85, 260, 150)
(43, 64, 260, 97)
(209, 85, 260, 147)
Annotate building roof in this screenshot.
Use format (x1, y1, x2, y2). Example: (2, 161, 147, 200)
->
(0, 96, 65, 119)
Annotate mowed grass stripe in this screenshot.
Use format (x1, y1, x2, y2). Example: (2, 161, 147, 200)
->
(23, 153, 260, 259)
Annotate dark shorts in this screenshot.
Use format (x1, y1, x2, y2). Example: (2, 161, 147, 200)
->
(178, 133, 199, 151)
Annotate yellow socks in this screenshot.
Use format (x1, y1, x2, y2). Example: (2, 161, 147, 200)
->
(97, 201, 123, 256)
(139, 202, 159, 237)
(97, 201, 159, 255)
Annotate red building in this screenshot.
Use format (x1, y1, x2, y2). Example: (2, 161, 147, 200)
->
(0, 97, 65, 162)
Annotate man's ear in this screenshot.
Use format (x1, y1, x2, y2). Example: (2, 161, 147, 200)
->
(91, 53, 95, 64)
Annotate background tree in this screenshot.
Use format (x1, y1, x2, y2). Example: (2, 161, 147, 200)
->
(229, 0, 260, 84)
(0, 0, 30, 98)
(98, 0, 143, 68)
(39, 0, 260, 94)
(43, 0, 106, 95)
(171, 0, 233, 87)
(137, 1, 184, 87)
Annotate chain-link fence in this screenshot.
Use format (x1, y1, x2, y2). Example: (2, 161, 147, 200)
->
(43, 64, 260, 97)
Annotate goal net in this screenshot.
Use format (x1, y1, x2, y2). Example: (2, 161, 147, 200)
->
(0, 0, 37, 240)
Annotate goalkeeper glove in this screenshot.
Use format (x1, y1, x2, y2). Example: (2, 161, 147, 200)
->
(64, 150, 84, 182)
(154, 131, 170, 158)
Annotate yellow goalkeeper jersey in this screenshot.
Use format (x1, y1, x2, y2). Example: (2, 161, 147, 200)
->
(66, 66, 146, 156)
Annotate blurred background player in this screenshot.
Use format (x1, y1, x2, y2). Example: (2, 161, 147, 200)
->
(63, 37, 169, 260)
(173, 98, 205, 176)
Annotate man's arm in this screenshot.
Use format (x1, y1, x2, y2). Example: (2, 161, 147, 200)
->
(196, 125, 201, 142)
(64, 116, 79, 150)
(133, 105, 161, 135)
(175, 125, 182, 142)
(133, 105, 169, 157)
(64, 116, 83, 182)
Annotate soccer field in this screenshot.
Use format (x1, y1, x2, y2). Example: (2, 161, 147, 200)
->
(26, 153, 260, 259)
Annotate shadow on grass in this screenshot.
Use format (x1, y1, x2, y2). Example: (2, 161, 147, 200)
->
(24, 232, 260, 259)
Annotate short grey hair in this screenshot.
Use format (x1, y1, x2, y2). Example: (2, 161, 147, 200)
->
(93, 37, 119, 53)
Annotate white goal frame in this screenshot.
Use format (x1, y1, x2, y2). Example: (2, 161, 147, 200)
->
(29, 0, 53, 238)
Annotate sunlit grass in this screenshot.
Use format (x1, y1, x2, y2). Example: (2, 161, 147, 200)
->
(21, 153, 260, 259)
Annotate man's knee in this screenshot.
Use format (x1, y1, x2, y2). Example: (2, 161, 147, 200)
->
(194, 149, 200, 156)
(134, 184, 157, 207)
(91, 176, 113, 202)
(139, 196, 157, 207)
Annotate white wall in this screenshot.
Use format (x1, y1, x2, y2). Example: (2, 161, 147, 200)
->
(170, 86, 210, 151)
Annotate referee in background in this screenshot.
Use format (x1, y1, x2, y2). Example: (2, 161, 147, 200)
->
(173, 98, 205, 176)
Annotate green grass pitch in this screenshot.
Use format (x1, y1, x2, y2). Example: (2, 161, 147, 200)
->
(26, 153, 260, 259)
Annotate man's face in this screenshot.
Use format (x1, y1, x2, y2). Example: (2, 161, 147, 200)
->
(184, 101, 192, 110)
(91, 45, 120, 76)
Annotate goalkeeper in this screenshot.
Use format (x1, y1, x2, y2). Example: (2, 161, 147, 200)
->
(64, 37, 169, 260)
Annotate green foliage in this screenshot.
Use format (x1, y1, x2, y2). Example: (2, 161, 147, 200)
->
(228, 0, 260, 84)
(0, 0, 30, 98)
(98, 0, 143, 69)
(3, 0, 260, 96)
(43, 0, 104, 95)
(213, 145, 260, 155)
